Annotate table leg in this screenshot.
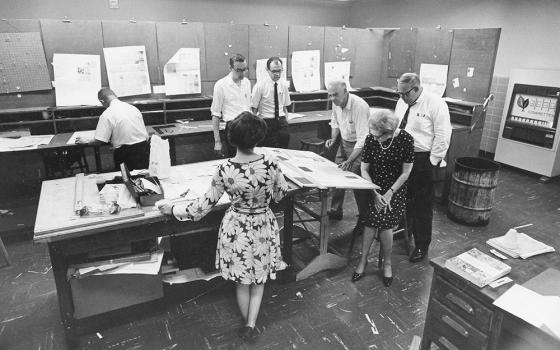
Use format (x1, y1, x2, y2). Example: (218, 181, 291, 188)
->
(295, 188, 347, 281)
(93, 146, 102, 172)
(169, 138, 177, 165)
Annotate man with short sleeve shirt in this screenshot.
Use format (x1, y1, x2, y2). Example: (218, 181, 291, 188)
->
(325, 80, 370, 234)
(251, 57, 291, 148)
(211, 53, 252, 157)
(395, 73, 452, 262)
(75, 88, 149, 171)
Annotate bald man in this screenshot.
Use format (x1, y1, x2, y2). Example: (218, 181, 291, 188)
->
(325, 80, 370, 235)
(76, 88, 150, 171)
(395, 73, 451, 262)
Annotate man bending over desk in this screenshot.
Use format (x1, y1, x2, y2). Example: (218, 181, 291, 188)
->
(76, 88, 150, 171)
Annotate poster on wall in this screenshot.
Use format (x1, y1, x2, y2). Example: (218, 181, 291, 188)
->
(324, 61, 353, 90)
(420, 63, 448, 97)
(164, 48, 201, 96)
(256, 57, 288, 83)
(103, 45, 151, 97)
(53, 53, 102, 107)
(291, 50, 321, 92)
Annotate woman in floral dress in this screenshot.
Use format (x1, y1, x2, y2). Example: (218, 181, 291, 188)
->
(158, 111, 289, 340)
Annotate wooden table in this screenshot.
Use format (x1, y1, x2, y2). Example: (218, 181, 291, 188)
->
(33, 162, 304, 343)
(422, 246, 560, 350)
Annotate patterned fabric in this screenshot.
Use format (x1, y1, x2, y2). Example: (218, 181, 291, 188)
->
(361, 130, 415, 229)
(173, 154, 289, 284)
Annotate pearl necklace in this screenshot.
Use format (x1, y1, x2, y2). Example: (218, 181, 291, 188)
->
(378, 130, 397, 150)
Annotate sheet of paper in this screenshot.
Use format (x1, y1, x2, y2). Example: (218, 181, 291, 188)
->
(324, 61, 353, 90)
(291, 50, 321, 92)
(53, 53, 102, 107)
(103, 45, 151, 97)
(420, 63, 448, 97)
(67, 130, 96, 145)
(164, 48, 201, 96)
(287, 113, 305, 121)
(256, 57, 288, 84)
(92, 250, 164, 275)
(0, 135, 54, 151)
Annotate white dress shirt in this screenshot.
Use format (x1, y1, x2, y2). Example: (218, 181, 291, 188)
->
(210, 73, 251, 122)
(330, 93, 370, 149)
(251, 77, 291, 119)
(95, 99, 148, 149)
(395, 90, 452, 166)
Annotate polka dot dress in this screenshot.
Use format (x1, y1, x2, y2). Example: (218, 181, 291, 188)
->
(362, 130, 414, 229)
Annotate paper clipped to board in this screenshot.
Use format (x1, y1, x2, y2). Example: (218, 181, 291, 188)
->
(164, 48, 201, 95)
(486, 228, 555, 259)
(104, 45, 151, 97)
(419, 63, 448, 97)
(324, 61, 353, 90)
(53, 53, 102, 107)
(291, 50, 321, 92)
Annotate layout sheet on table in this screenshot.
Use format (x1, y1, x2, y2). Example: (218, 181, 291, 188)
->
(67, 130, 96, 145)
(0, 135, 54, 151)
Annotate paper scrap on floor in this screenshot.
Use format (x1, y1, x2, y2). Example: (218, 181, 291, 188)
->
(493, 284, 560, 340)
(487, 228, 555, 259)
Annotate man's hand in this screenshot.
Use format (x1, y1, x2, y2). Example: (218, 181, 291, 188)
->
(325, 138, 334, 149)
(74, 136, 89, 145)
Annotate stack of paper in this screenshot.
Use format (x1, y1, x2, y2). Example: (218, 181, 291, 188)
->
(494, 284, 560, 340)
(487, 229, 555, 259)
(445, 248, 511, 288)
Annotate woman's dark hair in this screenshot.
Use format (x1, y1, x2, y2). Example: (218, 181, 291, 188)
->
(227, 112, 267, 150)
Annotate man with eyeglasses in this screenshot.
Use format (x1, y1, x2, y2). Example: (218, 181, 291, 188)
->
(75, 88, 149, 171)
(251, 57, 291, 148)
(211, 53, 252, 157)
(395, 72, 451, 263)
(325, 80, 370, 236)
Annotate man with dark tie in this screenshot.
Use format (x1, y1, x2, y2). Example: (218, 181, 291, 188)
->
(395, 73, 451, 263)
(251, 57, 291, 148)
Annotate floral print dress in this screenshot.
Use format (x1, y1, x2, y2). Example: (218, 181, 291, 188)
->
(172, 154, 289, 284)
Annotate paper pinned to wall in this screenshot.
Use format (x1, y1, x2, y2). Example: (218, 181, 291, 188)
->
(53, 54, 102, 107)
(164, 48, 201, 96)
(324, 61, 353, 90)
(104, 45, 151, 97)
(420, 63, 448, 97)
(291, 50, 321, 92)
(256, 57, 287, 83)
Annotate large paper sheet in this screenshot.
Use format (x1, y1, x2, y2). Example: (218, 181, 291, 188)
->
(53, 54, 102, 107)
(67, 130, 96, 145)
(419, 63, 448, 97)
(164, 48, 201, 96)
(0, 135, 54, 151)
(324, 61, 353, 90)
(103, 45, 151, 97)
(291, 50, 321, 92)
(256, 57, 288, 83)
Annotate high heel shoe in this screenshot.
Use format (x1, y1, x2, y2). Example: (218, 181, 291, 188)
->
(382, 265, 393, 287)
(352, 260, 368, 282)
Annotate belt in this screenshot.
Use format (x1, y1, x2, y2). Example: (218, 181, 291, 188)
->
(230, 206, 268, 215)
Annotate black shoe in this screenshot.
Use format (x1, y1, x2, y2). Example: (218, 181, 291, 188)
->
(237, 326, 256, 340)
(352, 260, 367, 282)
(327, 209, 343, 220)
(409, 248, 427, 263)
(383, 276, 393, 287)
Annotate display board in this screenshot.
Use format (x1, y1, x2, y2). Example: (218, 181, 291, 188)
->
(288, 25, 324, 82)
(0, 19, 41, 33)
(248, 24, 289, 80)
(102, 21, 160, 84)
(0, 32, 51, 94)
(156, 22, 206, 82)
(203, 23, 249, 81)
(446, 28, 501, 103)
(413, 28, 453, 74)
(40, 19, 107, 86)
(386, 28, 418, 78)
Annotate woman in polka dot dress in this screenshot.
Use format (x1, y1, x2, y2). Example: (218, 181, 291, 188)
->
(352, 109, 414, 287)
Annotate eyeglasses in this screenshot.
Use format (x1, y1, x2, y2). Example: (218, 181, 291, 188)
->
(397, 87, 415, 97)
(232, 67, 248, 73)
(269, 69, 283, 74)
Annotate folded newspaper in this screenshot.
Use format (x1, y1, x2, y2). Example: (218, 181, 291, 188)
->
(487, 229, 555, 259)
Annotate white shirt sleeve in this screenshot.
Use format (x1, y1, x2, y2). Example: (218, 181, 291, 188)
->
(94, 114, 112, 143)
(330, 109, 339, 129)
(354, 102, 370, 149)
(210, 82, 224, 118)
(283, 82, 291, 106)
(429, 98, 452, 166)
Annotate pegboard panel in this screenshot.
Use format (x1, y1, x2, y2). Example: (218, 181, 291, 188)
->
(288, 25, 324, 80)
(248, 24, 289, 80)
(40, 19, 106, 86)
(413, 28, 454, 73)
(0, 19, 41, 33)
(352, 28, 384, 88)
(102, 20, 160, 84)
(156, 21, 206, 82)
(0, 32, 51, 94)
(446, 28, 501, 103)
(204, 23, 249, 81)
(386, 28, 418, 78)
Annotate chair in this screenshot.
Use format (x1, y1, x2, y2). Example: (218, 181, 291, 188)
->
(43, 148, 90, 179)
(300, 137, 325, 154)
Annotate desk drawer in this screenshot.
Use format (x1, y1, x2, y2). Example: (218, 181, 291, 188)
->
(426, 299, 488, 350)
(433, 276, 493, 332)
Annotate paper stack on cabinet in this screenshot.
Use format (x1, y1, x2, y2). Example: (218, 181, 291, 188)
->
(487, 229, 555, 259)
(445, 248, 511, 288)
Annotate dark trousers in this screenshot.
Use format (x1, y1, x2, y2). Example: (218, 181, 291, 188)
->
(407, 152, 435, 251)
(258, 116, 290, 149)
(221, 121, 237, 158)
(114, 139, 150, 171)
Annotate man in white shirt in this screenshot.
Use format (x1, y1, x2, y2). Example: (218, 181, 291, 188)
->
(251, 57, 291, 148)
(325, 80, 370, 234)
(395, 73, 452, 262)
(75, 88, 149, 171)
(211, 53, 252, 157)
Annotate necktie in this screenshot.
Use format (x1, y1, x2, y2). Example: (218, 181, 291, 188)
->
(399, 105, 411, 129)
(274, 82, 279, 120)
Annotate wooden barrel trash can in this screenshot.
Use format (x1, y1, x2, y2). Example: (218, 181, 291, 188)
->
(447, 157, 500, 226)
